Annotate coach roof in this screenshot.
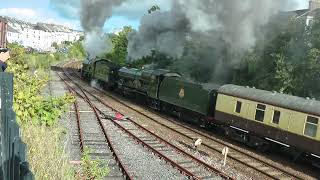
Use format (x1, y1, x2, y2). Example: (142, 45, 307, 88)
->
(218, 84, 320, 117)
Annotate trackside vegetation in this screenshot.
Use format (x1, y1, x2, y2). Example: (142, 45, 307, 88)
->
(5, 42, 108, 179)
(78, 147, 110, 179)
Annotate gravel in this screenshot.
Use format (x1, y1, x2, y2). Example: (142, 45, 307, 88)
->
(101, 117, 189, 180)
(114, 119, 225, 180)
(48, 69, 192, 179)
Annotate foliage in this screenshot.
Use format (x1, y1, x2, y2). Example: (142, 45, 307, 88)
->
(273, 53, 294, 93)
(7, 43, 75, 126)
(104, 26, 133, 65)
(79, 147, 109, 180)
(225, 14, 320, 98)
(122, 13, 320, 98)
(7, 43, 77, 179)
(21, 124, 74, 180)
(67, 41, 86, 60)
(35, 94, 75, 126)
(129, 50, 174, 69)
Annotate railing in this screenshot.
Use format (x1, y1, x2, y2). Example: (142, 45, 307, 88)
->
(0, 72, 33, 180)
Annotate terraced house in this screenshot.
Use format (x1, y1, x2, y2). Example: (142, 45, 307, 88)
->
(0, 16, 83, 52)
(292, 0, 320, 26)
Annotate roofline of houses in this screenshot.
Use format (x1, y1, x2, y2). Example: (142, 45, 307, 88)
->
(1, 16, 83, 34)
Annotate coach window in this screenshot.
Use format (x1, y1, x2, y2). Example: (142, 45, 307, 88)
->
(272, 110, 281, 124)
(235, 101, 242, 113)
(304, 116, 318, 137)
(255, 104, 266, 122)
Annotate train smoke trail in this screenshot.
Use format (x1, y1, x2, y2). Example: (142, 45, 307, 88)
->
(127, 0, 297, 82)
(50, 0, 127, 60)
(80, 0, 126, 60)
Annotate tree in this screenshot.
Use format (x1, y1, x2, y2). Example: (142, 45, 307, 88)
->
(107, 26, 133, 65)
(68, 41, 85, 59)
(273, 53, 294, 93)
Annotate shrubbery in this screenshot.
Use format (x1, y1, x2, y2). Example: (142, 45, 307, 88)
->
(6, 43, 76, 178)
(7, 43, 75, 126)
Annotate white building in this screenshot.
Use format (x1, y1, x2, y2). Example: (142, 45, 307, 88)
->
(293, 0, 320, 26)
(1, 16, 83, 52)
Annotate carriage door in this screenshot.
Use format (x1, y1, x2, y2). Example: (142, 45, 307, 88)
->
(234, 99, 249, 130)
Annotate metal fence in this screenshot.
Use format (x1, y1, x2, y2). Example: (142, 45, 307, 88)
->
(0, 73, 33, 180)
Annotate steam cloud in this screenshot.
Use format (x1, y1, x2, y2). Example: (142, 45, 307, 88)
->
(80, 0, 126, 60)
(127, 0, 296, 82)
(50, 0, 298, 82)
(50, 0, 126, 60)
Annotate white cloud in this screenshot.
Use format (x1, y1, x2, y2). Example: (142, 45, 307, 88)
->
(297, 0, 309, 9)
(0, 8, 80, 30)
(0, 8, 39, 22)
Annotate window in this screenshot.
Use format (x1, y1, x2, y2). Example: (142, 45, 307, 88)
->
(304, 116, 318, 137)
(235, 101, 242, 113)
(255, 104, 266, 122)
(272, 110, 281, 124)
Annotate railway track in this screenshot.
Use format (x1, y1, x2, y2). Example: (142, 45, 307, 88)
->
(61, 61, 313, 179)
(58, 72, 134, 179)
(58, 62, 233, 180)
(86, 91, 304, 180)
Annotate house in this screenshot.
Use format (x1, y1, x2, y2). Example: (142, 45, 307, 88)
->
(293, 0, 320, 26)
(0, 16, 83, 52)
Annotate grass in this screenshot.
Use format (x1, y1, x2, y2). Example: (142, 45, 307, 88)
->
(79, 147, 110, 179)
(21, 123, 75, 180)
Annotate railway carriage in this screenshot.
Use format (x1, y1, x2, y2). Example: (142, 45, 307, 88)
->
(81, 59, 320, 164)
(215, 84, 320, 158)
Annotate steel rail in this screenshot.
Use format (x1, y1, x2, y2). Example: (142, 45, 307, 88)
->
(93, 87, 304, 180)
(57, 68, 134, 180)
(64, 61, 304, 180)
(71, 88, 84, 152)
(61, 71, 202, 180)
(62, 67, 234, 180)
(63, 59, 303, 180)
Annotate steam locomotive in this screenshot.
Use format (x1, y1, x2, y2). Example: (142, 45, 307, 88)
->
(81, 58, 320, 164)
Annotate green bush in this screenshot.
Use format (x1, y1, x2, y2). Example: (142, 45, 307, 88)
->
(7, 43, 75, 126)
(79, 147, 109, 179)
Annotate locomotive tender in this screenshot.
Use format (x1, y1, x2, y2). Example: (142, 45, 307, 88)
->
(81, 58, 320, 161)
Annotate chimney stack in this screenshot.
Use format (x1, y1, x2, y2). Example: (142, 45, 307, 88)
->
(310, 0, 320, 11)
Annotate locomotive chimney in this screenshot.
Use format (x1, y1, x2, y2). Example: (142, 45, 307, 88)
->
(309, 0, 320, 11)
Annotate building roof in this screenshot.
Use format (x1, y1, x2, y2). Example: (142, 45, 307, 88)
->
(291, 8, 320, 19)
(0, 16, 81, 33)
(35, 23, 73, 33)
(294, 9, 310, 16)
(218, 84, 320, 117)
(7, 25, 19, 33)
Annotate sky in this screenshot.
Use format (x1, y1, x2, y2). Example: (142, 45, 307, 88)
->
(0, 0, 309, 32)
